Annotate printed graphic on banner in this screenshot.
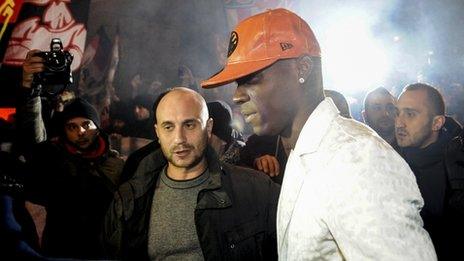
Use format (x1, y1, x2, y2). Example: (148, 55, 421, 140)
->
(0, 0, 24, 41)
(2, 0, 87, 71)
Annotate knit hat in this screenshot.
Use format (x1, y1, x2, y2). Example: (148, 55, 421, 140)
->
(207, 101, 233, 144)
(201, 8, 320, 88)
(60, 98, 101, 128)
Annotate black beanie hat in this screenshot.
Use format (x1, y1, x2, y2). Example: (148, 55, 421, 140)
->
(60, 98, 100, 128)
(207, 101, 232, 144)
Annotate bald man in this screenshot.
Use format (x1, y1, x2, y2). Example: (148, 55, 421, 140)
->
(103, 87, 280, 260)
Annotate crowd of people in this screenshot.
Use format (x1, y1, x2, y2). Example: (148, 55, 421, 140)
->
(1, 8, 464, 261)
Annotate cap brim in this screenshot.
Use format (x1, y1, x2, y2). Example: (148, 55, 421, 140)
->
(201, 59, 278, 89)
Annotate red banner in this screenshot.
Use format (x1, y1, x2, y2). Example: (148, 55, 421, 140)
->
(0, 0, 24, 23)
(0, 107, 15, 122)
(0, 0, 24, 41)
(0, 0, 90, 106)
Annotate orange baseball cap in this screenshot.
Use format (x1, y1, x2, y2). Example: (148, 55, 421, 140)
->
(202, 8, 321, 88)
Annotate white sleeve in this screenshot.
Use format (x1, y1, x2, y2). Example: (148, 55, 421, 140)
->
(324, 139, 437, 261)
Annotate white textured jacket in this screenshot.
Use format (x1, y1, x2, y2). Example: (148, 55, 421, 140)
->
(277, 98, 436, 260)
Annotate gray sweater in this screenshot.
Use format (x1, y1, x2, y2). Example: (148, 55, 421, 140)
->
(148, 167, 211, 260)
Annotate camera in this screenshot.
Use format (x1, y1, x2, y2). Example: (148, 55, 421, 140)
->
(33, 38, 73, 95)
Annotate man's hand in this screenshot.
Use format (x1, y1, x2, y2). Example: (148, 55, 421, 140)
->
(253, 154, 280, 177)
(22, 50, 44, 88)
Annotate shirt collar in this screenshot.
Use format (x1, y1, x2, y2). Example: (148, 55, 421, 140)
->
(293, 97, 340, 155)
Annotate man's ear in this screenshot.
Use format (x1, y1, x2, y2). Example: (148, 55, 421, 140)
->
(432, 115, 446, 132)
(206, 118, 213, 139)
(297, 55, 313, 82)
(361, 109, 367, 124)
(154, 123, 159, 139)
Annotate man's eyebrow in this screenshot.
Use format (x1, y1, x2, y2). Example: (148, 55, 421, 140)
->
(160, 121, 173, 126)
(401, 107, 419, 113)
(159, 118, 201, 125)
(183, 119, 199, 124)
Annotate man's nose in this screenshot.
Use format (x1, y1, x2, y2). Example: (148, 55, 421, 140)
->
(173, 127, 186, 144)
(382, 108, 390, 116)
(233, 85, 250, 105)
(77, 126, 86, 135)
(395, 114, 405, 128)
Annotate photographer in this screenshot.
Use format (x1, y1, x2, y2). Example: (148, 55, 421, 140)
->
(16, 48, 124, 259)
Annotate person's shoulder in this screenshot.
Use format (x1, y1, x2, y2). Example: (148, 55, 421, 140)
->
(120, 141, 163, 182)
(319, 117, 410, 172)
(125, 141, 160, 163)
(222, 163, 279, 187)
(223, 162, 264, 176)
(333, 116, 379, 140)
(327, 116, 393, 152)
(117, 149, 164, 202)
(220, 163, 280, 205)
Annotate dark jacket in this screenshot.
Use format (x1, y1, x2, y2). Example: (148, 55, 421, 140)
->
(103, 147, 280, 261)
(446, 129, 464, 213)
(400, 118, 463, 260)
(16, 92, 125, 259)
(24, 136, 124, 259)
(240, 135, 287, 184)
(443, 128, 464, 260)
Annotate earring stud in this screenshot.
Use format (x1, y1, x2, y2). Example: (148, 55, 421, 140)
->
(299, 77, 305, 84)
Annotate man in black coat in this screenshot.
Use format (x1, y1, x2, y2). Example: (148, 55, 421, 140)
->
(19, 50, 125, 259)
(103, 87, 280, 260)
(396, 82, 463, 260)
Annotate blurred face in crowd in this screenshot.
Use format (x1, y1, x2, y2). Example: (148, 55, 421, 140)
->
(112, 119, 126, 132)
(134, 105, 150, 121)
(233, 59, 300, 136)
(131, 74, 142, 88)
(64, 117, 99, 150)
(179, 66, 195, 87)
(395, 90, 437, 148)
(148, 80, 163, 94)
(364, 93, 397, 135)
(155, 89, 213, 172)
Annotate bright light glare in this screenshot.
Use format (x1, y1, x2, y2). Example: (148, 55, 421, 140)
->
(321, 13, 390, 93)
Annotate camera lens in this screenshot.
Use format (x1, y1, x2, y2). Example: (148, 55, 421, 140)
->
(47, 52, 66, 71)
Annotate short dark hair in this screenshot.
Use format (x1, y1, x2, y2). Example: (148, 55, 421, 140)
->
(402, 83, 445, 116)
(363, 87, 394, 110)
(324, 89, 351, 118)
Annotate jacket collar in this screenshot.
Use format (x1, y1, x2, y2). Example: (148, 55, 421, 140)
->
(196, 147, 232, 209)
(293, 98, 340, 156)
(130, 145, 232, 209)
(401, 130, 455, 168)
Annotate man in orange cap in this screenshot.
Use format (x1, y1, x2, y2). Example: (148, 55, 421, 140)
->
(202, 8, 436, 260)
